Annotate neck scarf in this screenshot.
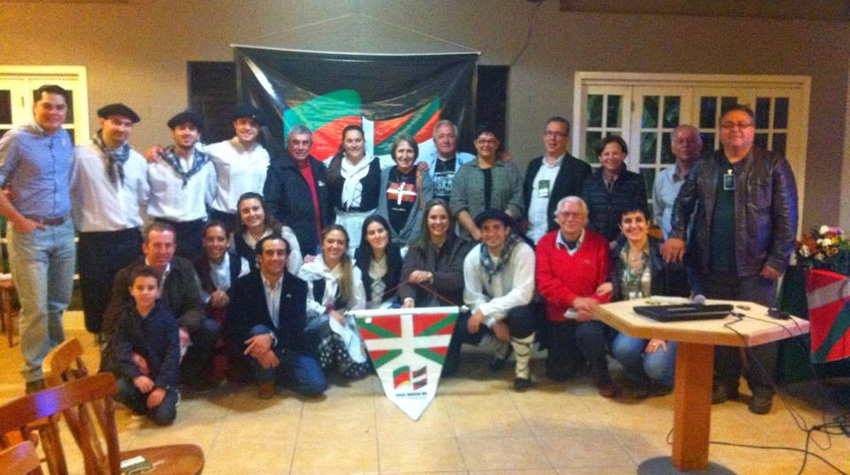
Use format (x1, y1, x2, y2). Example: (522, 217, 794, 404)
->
(161, 144, 208, 188)
(92, 130, 130, 185)
(340, 155, 373, 210)
(479, 233, 520, 284)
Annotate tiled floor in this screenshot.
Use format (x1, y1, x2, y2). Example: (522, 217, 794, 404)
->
(2, 311, 849, 474)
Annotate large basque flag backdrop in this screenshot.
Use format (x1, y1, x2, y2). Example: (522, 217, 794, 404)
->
(234, 47, 477, 162)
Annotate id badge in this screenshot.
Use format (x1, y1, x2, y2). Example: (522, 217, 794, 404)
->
(723, 170, 735, 191)
(538, 179, 551, 198)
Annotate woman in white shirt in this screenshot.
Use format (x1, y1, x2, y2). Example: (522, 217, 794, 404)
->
(325, 125, 383, 252)
(298, 225, 370, 379)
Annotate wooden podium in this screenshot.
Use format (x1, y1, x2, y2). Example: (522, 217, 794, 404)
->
(595, 298, 809, 472)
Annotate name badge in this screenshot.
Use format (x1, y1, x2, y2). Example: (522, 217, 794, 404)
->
(538, 179, 551, 198)
(723, 169, 735, 191)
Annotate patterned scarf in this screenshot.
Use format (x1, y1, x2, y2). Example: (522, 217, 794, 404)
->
(92, 130, 130, 185)
(479, 233, 520, 285)
(161, 144, 209, 188)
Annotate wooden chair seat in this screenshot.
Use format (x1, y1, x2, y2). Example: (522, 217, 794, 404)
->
(0, 440, 43, 475)
(121, 445, 204, 475)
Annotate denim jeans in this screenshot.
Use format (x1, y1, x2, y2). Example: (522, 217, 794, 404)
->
(611, 333, 677, 387)
(8, 220, 76, 382)
(115, 377, 179, 426)
(248, 324, 327, 397)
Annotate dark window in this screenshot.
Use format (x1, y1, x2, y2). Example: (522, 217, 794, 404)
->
(188, 62, 237, 144)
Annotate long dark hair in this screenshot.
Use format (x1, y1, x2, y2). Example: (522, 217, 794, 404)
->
(354, 215, 403, 299)
(236, 192, 281, 235)
(413, 199, 455, 250)
(321, 224, 354, 306)
(326, 124, 365, 186)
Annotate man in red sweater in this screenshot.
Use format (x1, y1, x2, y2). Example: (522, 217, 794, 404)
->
(536, 196, 616, 397)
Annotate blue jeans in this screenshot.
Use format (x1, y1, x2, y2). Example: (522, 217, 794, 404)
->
(8, 220, 76, 382)
(115, 377, 178, 426)
(247, 325, 327, 397)
(611, 333, 677, 388)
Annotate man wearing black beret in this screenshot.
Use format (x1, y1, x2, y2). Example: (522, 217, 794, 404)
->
(146, 111, 216, 261)
(71, 103, 149, 336)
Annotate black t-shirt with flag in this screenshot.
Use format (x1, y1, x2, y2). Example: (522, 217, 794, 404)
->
(433, 156, 457, 202)
(386, 167, 418, 234)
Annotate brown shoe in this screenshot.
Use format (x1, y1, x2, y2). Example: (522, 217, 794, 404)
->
(597, 381, 618, 398)
(257, 382, 275, 400)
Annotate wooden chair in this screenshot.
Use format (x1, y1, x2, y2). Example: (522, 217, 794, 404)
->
(0, 440, 44, 475)
(0, 278, 17, 347)
(42, 339, 205, 475)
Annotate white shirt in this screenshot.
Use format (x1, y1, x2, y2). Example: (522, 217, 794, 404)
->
(463, 241, 536, 326)
(298, 258, 366, 319)
(200, 253, 251, 304)
(526, 154, 563, 244)
(147, 147, 216, 222)
(205, 138, 270, 213)
(262, 273, 283, 329)
(70, 142, 149, 232)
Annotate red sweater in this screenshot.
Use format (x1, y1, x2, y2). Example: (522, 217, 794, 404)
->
(536, 229, 611, 322)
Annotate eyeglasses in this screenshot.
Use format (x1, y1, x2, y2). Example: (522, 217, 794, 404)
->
(544, 131, 567, 138)
(720, 122, 754, 130)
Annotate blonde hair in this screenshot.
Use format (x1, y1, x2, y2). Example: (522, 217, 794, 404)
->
(322, 225, 354, 307)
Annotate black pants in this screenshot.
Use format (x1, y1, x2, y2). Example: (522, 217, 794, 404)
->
(702, 271, 778, 398)
(181, 317, 220, 385)
(443, 303, 539, 376)
(545, 319, 615, 385)
(155, 218, 205, 262)
(78, 228, 143, 333)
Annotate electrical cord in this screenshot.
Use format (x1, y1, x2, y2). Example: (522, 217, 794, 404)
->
(715, 314, 849, 474)
(509, 0, 543, 66)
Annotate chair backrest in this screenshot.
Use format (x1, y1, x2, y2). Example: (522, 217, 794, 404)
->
(0, 440, 44, 475)
(0, 373, 122, 475)
(43, 338, 89, 387)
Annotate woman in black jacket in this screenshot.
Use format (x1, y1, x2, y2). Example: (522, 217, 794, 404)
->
(581, 135, 648, 245)
(608, 206, 690, 398)
(353, 215, 403, 308)
(399, 199, 470, 308)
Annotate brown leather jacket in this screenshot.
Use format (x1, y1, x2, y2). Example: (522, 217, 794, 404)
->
(670, 147, 798, 276)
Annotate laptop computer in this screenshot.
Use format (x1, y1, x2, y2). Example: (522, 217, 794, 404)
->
(634, 304, 734, 323)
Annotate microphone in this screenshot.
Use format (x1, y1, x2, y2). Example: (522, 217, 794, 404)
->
(691, 294, 706, 305)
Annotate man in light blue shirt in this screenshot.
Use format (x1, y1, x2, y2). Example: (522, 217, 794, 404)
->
(0, 85, 76, 392)
(653, 125, 702, 239)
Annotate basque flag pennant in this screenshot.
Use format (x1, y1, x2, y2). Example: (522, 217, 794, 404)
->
(350, 306, 460, 420)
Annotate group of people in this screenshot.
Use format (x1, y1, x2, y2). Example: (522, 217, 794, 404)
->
(0, 84, 797, 426)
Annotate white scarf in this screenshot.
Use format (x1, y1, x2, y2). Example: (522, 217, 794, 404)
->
(340, 154, 374, 210)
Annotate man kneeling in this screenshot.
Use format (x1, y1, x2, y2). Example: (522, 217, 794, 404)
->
(102, 266, 179, 425)
(227, 235, 327, 399)
(446, 209, 538, 391)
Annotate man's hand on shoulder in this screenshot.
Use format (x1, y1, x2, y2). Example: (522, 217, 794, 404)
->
(661, 238, 686, 263)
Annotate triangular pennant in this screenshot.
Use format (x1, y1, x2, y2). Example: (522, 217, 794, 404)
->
(351, 306, 459, 420)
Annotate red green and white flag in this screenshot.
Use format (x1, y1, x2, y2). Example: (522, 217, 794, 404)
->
(352, 306, 459, 420)
(805, 269, 850, 363)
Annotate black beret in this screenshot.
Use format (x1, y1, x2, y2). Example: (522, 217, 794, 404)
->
(474, 208, 514, 228)
(97, 103, 140, 123)
(167, 111, 204, 132)
(233, 108, 264, 125)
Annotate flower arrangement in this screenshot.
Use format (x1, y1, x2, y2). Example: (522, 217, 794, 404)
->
(796, 225, 850, 274)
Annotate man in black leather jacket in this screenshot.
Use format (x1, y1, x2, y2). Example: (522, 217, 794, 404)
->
(662, 105, 798, 415)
